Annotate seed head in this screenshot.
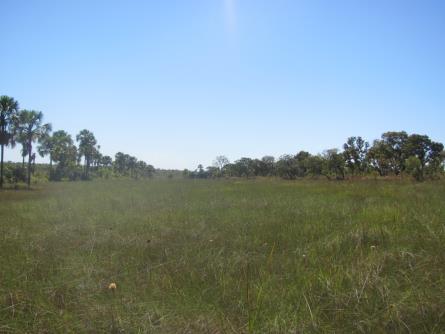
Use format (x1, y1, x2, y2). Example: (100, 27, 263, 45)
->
(108, 282, 117, 290)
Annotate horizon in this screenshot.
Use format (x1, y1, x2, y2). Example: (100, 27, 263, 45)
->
(2, 0, 444, 170)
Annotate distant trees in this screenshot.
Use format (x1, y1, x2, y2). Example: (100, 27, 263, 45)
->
(276, 154, 298, 179)
(1, 96, 444, 185)
(0, 96, 19, 188)
(37, 132, 54, 170)
(101, 155, 113, 167)
(186, 131, 445, 181)
(76, 129, 97, 179)
(403, 134, 444, 180)
(14, 110, 51, 187)
(0, 95, 156, 187)
(378, 131, 409, 175)
(214, 155, 230, 170)
(343, 136, 369, 175)
(46, 131, 78, 180)
(323, 149, 346, 180)
(367, 140, 392, 176)
(113, 152, 154, 178)
(259, 156, 276, 176)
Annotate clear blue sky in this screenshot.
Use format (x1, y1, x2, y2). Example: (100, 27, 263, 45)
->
(2, 0, 444, 169)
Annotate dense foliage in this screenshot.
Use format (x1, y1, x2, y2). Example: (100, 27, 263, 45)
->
(186, 133, 445, 181)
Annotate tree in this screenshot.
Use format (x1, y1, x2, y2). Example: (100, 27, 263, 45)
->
(114, 152, 128, 175)
(0, 96, 19, 188)
(196, 164, 207, 178)
(38, 132, 55, 172)
(367, 140, 390, 176)
(213, 156, 230, 170)
(206, 166, 220, 178)
(14, 110, 51, 188)
(49, 131, 78, 180)
(343, 136, 369, 175)
(380, 131, 408, 175)
(76, 129, 97, 179)
(15, 132, 29, 168)
(306, 155, 324, 177)
(323, 149, 345, 180)
(101, 155, 113, 167)
(92, 146, 102, 168)
(294, 151, 311, 177)
(231, 158, 254, 177)
(403, 134, 444, 180)
(128, 156, 137, 178)
(145, 164, 155, 178)
(260, 156, 276, 176)
(276, 155, 298, 179)
(276, 152, 311, 179)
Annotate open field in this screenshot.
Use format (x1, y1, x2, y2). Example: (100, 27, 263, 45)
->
(1, 179, 445, 333)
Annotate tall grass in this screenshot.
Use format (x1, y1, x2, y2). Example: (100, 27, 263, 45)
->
(1, 179, 444, 333)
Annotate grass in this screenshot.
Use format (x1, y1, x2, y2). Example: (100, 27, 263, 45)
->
(1, 178, 444, 333)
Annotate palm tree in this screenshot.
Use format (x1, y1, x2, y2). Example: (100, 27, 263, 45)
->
(14, 110, 51, 188)
(76, 129, 97, 179)
(15, 133, 29, 169)
(43, 130, 78, 180)
(0, 96, 19, 188)
(38, 132, 55, 174)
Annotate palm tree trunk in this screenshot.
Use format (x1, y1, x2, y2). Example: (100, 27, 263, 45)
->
(27, 142, 32, 188)
(22, 155, 25, 168)
(0, 144, 4, 188)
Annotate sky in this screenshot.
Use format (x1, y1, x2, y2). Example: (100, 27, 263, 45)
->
(1, 0, 444, 169)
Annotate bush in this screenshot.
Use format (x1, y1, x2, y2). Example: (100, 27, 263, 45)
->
(5, 165, 26, 185)
(405, 156, 423, 181)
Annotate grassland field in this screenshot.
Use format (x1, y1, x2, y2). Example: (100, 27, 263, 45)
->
(0, 179, 444, 333)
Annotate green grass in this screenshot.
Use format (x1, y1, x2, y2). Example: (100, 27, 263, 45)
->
(1, 179, 445, 333)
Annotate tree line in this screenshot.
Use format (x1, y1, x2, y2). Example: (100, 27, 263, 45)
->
(0, 95, 155, 188)
(3, 95, 444, 186)
(185, 132, 445, 181)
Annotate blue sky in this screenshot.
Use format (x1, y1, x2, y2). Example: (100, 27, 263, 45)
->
(2, 0, 444, 169)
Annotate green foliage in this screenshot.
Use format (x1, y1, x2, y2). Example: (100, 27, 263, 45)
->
(0, 95, 19, 188)
(0, 95, 19, 146)
(195, 132, 444, 182)
(323, 149, 345, 180)
(76, 129, 97, 178)
(380, 131, 409, 175)
(113, 152, 154, 179)
(343, 136, 369, 175)
(4, 164, 26, 184)
(405, 156, 423, 181)
(13, 110, 51, 187)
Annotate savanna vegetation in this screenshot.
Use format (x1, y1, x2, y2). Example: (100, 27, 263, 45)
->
(1, 95, 445, 190)
(186, 133, 445, 182)
(2, 94, 445, 333)
(0, 96, 155, 189)
(1, 179, 444, 333)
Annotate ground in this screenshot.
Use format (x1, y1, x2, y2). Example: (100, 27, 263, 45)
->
(1, 179, 444, 333)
